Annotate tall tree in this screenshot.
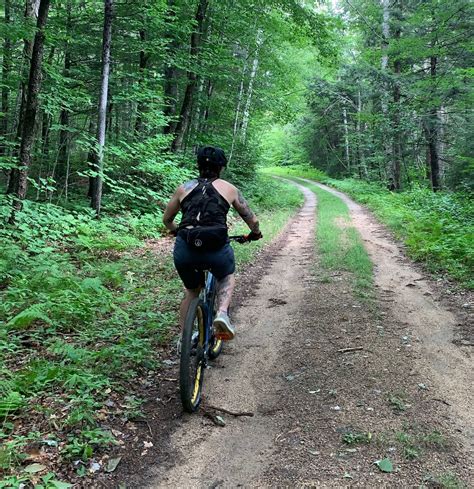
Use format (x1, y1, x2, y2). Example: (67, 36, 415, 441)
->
(90, 0, 113, 216)
(163, 0, 179, 135)
(11, 0, 51, 214)
(1, 0, 12, 159)
(391, 0, 403, 190)
(171, 0, 209, 152)
(6, 0, 41, 194)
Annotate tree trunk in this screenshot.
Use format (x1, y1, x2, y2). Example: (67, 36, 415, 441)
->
(163, 0, 179, 135)
(240, 30, 263, 145)
(391, 0, 402, 190)
(381, 0, 390, 72)
(356, 89, 368, 178)
(380, 0, 391, 180)
(90, 0, 113, 216)
(134, 29, 149, 136)
(171, 0, 209, 152)
(191, 77, 205, 140)
(87, 116, 97, 198)
(11, 0, 51, 214)
(1, 0, 12, 159)
(228, 59, 248, 164)
(6, 0, 41, 194)
(56, 1, 72, 183)
(342, 106, 350, 171)
(426, 55, 441, 191)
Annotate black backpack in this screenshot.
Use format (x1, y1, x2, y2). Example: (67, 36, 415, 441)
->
(178, 180, 229, 251)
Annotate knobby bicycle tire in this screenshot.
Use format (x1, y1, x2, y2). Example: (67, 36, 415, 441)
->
(180, 298, 205, 413)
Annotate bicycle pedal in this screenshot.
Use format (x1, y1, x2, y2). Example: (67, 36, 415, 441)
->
(214, 332, 233, 341)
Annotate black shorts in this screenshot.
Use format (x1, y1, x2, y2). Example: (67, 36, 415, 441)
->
(173, 236, 236, 289)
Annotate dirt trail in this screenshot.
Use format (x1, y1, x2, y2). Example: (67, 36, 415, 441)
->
(145, 182, 317, 487)
(300, 179, 474, 452)
(119, 179, 472, 488)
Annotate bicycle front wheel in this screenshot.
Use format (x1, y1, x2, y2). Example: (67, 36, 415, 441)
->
(180, 298, 206, 413)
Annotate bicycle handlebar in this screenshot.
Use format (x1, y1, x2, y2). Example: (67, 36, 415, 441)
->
(169, 230, 261, 243)
(229, 235, 250, 244)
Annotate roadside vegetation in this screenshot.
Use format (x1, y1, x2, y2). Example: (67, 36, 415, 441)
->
(264, 166, 473, 289)
(0, 176, 302, 486)
(289, 176, 373, 299)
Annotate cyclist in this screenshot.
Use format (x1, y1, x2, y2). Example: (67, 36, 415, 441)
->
(163, 146, 262, 340)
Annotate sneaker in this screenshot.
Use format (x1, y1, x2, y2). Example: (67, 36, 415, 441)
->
(213, 312, 235, 341)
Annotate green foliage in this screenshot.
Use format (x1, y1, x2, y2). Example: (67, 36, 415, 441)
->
(0, 168, 302, 482)
(328, 179, 473, 288)
(342, 431, 372, 445)
(63, 429, 116, 461)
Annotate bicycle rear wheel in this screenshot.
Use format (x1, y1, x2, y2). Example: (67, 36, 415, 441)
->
(180, 298, 206, 413)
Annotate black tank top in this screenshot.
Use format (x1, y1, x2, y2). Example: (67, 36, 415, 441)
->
(179, 178, 230, 229)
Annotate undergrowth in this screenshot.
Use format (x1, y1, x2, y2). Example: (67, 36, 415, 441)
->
(0, 175, 302, 485)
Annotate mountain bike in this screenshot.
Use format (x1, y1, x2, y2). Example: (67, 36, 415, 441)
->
(179, 235, 250, 413)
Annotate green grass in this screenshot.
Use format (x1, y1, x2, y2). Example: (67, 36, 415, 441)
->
(267, 171, 373, 298)
(261, 164, 329, 182)
(422, 472, 467, 489)
(0, 175, 302, 484)
(263, 164, 473, 289)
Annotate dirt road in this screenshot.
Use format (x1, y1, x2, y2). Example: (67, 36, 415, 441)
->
(118, 179, 472, 488)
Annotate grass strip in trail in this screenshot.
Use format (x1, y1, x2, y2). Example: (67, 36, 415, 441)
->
(269, 174, 373, 299)
(0, 176, 302, 487)
(263, 165, 473, 289)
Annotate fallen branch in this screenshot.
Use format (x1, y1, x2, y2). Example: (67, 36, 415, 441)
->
(204, 412, 226, 427)
(338, 347, 364, 354)
(206, 404, 254, 417)
(431, 398, 451, 406)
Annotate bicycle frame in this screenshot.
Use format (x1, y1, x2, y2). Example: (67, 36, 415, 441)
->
(201, 271, 217, 361)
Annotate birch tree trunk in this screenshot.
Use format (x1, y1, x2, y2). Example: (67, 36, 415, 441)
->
(342, 106, 350, 171)
(357, 89, 368, 178)
(90, 0, 113, 216)
(240, 30, 263, 145)
(228, 59, 248, 163)
(11, 0, 50, 214)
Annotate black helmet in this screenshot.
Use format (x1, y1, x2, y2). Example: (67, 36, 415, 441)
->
(197, 146, 228, 167)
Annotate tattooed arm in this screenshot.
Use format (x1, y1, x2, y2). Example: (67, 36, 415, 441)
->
(232, 189, 261, 236)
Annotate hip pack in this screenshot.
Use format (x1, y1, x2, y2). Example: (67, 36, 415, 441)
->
(178, 225, 228, 251)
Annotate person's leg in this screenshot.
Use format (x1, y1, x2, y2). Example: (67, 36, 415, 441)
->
(209, 243, 236, 340)
(213, 273, 236, 340)
(179, 287, 201, 329)
(173, 237, 204, 328)
(216, 273, 235, 314)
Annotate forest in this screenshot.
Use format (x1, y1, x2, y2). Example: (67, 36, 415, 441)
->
(0, 0, 472, 486)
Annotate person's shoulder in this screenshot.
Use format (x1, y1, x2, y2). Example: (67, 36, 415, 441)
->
(178, 179, 199, 193)
(216, 178, 237, 192)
